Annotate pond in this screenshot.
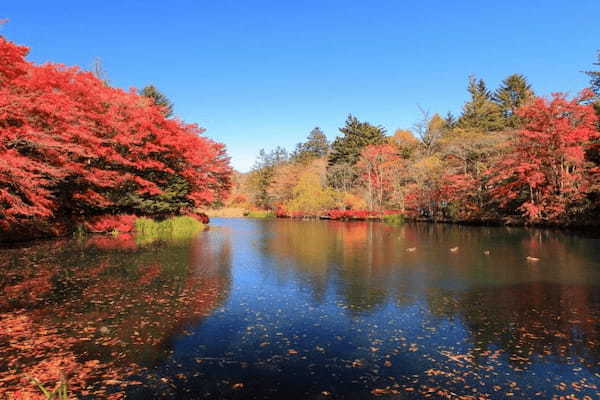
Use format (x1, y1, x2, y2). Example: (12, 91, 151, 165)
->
(1, 219, 599, 399)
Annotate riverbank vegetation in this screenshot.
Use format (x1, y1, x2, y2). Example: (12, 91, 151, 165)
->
(0, 33, 232, 242)
(223, 64, 600, 228)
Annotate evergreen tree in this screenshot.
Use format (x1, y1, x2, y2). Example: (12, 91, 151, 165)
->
(444, 111, 457, 129)
(457, 76, 505, 132)
(328, 114, 387, 166)
(140, 85, 174, 118)
(493, 74, 534, 128)
(291, 127, 329, 161)
(585, 50, 600, 96)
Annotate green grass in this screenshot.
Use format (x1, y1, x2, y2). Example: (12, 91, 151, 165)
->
(73, 224, 87, 239)
(135, 216, 205, 245)
(31, 377, 69, 400)
(382, 213, 405, 225)
(245, 210, 275, 218)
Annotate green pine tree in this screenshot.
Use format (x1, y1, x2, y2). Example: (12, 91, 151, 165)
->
(328, 114, 387, 166)
(457, 76, 505, 132)
(140, 85, 174, 118)
(493, 74, 534, 128)
(585, 50, 600, 96)
(291, 127, 329, 161)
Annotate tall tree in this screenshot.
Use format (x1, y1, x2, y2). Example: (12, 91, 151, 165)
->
(488, 91, 599, 224)
(414, 109, 446, 156)
(585, 50, 600, 96)
(457, 76, 505, 132)
(248, 147, 288, 209)
(140, 85, 174, 118)
(356, 144, 404, 211)
(291, 127, 329, 161)
(328, 114, 387, 166)
(493, 74, 535, 128)
(0, 35, 231, 236)
(390, 129, 419, 158)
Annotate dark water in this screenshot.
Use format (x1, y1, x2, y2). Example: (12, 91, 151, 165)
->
(1, 219, 599, 399)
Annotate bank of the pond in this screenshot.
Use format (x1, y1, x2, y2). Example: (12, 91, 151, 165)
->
(0, 213, 211, 244)
(204, 208, 406, 223)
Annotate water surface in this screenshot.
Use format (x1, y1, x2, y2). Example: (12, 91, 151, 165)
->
(1, 219, 599, 399)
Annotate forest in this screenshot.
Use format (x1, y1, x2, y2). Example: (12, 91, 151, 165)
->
(2, 29, 600, 239)
(228, 63, 600, 227)
(0, 34, 232, 241)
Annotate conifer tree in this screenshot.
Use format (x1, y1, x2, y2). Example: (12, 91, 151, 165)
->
(328, 115, 387, 166)
(291, 127, 329, 161)
(457, 76, 505, 132)
(585, 50, 600, 96)
(493, 74, 534, 128)
(140, 85, 174, 118)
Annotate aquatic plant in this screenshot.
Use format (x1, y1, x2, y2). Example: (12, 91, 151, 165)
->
(245, 210, 276, 218)
(382, 213, 404, 225)
(135, 216, 205, 245)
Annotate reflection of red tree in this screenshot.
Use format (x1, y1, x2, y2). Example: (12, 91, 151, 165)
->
(85, 233, 137, 250)
(0, 234, 231, 398)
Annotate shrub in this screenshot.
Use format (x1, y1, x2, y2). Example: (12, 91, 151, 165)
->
(382, 213, 405, 225)
(135, 216, 205, 245)
(245, 210, 275, 218)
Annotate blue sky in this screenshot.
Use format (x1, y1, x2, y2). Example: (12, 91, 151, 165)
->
(2, 1, 599, 171)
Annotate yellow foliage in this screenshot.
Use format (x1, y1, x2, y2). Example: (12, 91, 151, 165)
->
(341, 193, 367, 210)
(285, 169, 339, 215)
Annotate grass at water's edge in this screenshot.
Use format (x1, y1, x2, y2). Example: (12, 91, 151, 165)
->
(245, 210, 276, 218)
(134, 216, 206, 245)
(382, 213, 405, 225)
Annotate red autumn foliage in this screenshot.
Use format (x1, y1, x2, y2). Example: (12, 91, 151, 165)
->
(0, 234, 230, 398)
(0, 35, 231, 238)
(84, 214, 137, 233)
(488, 91, 600, 223)
(356, 144, 405, 211)
(186, 212, 210, 225)
(438, 173, 479, 220)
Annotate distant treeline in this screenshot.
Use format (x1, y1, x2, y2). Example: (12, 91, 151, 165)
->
(228, 62, 600, 227)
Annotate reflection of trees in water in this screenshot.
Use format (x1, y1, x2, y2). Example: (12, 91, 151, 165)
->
(260, 220, 600, 364)
(260, 220, 422, 314)
(0, 231, 232, 398)
(427, 282, 600, 367)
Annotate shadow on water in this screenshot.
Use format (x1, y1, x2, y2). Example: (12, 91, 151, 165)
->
(1, 219, 599, 398)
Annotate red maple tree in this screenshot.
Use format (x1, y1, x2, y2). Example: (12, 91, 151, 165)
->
(0, 35, 231, 237)
(488, 91, 599, 223)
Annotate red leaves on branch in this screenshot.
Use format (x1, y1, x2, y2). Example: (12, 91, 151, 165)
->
(0, 35, 231, 235)
(84, 215, 137, 233)
(356, 144, 405, 211)
(488, 91, 599, 223)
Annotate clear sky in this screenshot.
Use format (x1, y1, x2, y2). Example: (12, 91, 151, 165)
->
(2, 1, 599, 171)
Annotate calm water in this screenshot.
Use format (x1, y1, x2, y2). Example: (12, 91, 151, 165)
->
(1, 219, 599, 399)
